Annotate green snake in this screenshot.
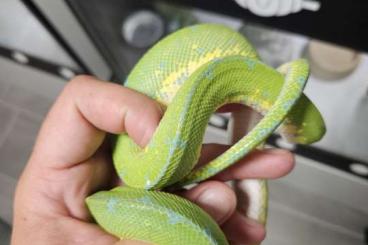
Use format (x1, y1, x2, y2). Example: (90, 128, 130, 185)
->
(86, 24, 326, 245)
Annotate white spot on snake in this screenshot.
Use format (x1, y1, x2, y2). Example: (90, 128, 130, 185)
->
(205, 63, 217, 80)
(174, 73, 188, 85)
(282, 99, 295, 110)
(212, 57, 221, 64)
(297, 75, 306, 85)
(107, 198, 118, 212)
(137, 196, 152, 205)
(166, 211, 186, 225)
(244, 58, 256, 70)
(144, 175, 152, 189)
(196, 47, 205, 55)
(203, 227, 219, 245)
(165, 137, 187, 150)
(159, 61, 167, 70)
(205, 167, 218, 176)
(262, 90, 271, 98)
(118, 168, 126, 179)
(259, 128, 270, 137)
(226, 36, 237, 46)
(204, 228, 211, 235)
(227, 148, 250, 164)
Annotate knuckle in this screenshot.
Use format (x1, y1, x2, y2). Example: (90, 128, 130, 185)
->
(206, 181, 236, 204)
(64, 75, 94, 93)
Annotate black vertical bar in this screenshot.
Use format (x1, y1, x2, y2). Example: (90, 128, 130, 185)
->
(20, 0, 91, 74)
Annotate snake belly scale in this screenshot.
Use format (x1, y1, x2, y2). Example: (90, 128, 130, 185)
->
(86, 24, 326, 245)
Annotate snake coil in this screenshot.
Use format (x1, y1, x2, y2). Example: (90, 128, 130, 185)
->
(87, 24, 325, 245)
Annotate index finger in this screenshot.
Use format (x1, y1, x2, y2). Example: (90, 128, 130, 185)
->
(31, 75, 162, 169)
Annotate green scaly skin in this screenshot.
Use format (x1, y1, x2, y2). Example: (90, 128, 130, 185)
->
(86, 24, 326, 245)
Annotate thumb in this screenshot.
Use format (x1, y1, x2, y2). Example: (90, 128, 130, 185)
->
(32, 75, 163, 168)
(179, 180, 237, 225)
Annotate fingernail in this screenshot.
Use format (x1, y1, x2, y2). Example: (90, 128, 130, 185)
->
(244, 217, 263, 229)
(139, 127, 154, 147)
(138, 104, 163, 147)
(241, 217, 266, 242)
(196, 188, 230, 223)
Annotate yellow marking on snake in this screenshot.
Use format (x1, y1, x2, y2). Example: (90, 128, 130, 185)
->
(86, 24, 326, 245)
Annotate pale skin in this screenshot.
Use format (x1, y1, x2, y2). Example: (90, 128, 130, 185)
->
(12, 75, 295, 245)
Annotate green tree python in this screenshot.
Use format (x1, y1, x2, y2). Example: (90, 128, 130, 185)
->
(86, 24, 326, 245)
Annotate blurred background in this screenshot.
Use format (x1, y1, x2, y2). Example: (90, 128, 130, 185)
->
(0, 0, 367, 244)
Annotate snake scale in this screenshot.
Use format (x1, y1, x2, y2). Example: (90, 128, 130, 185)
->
(86, 24, 326, 245)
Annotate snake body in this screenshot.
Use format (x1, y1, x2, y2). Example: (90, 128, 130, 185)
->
(86, 24, 326, 245)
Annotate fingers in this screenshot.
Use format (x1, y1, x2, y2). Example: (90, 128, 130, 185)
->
(32, 75, 162, 168)
(179, 181, 236, 225)
(178, 181, 265, 244)
(61, 144, 116, 220)
(17, 75, 163, 221)
(11, 214, 120, 245)
(198, 144, 295, 180)
(222, 212, 266, 244)
(214, 148, 295, 181)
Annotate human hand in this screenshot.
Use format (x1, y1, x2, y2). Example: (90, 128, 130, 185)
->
(12, 75, 294, 245)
